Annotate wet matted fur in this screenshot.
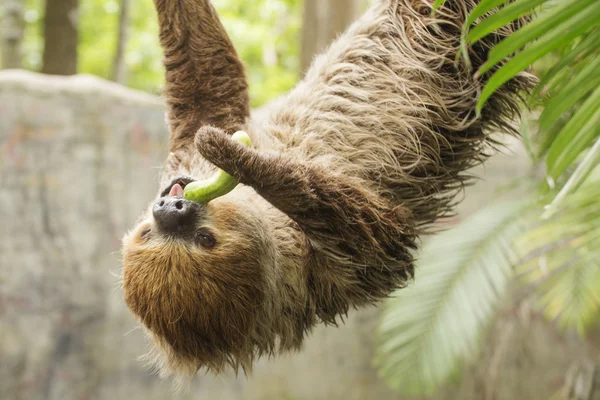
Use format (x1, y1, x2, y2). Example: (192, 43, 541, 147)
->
(121, 0, 535, 381)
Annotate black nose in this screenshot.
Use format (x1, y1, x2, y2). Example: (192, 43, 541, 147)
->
(152, 197, 200, 236)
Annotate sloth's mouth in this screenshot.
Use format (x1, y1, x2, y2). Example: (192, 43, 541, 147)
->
(160, 176, 197, 198)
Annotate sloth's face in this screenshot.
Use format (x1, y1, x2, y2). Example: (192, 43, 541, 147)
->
(121, 178, 273, 372)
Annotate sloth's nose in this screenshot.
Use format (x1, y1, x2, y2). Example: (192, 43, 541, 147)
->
(152, 197, 199, 236)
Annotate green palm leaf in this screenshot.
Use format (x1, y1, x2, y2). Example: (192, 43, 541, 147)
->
(461, 0, 600, 176)
(515, 181, 600, 335)
(476, 0, 600, 113)
(538, 55, 600, 133)
(375, 200, 529, 395)
(531, 30, 600, 100)
(466, 0, 511, 27)
(546, 85, 600, 181)
(432, 0, 446, 13)
(466, 0, 549, 45)
(543, 139, 600, 217)
(477, 0, 597, 77)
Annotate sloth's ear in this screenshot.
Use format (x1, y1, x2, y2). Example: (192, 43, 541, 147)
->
(154, 0, 250, 152)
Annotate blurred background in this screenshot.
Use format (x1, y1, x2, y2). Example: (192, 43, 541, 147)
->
(0, 0, 373, 107)
(1, 0, 599, 399)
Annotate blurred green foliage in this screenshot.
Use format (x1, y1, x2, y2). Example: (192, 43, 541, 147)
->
(20, 0, 302, 107)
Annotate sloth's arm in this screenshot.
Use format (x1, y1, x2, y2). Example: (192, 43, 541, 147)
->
(196, 127, 416, 315)
(154, 0, 249, 150)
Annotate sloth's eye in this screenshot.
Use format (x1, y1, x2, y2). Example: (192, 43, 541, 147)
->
(195, 228, 216, 249)
(140, 227, 152, 239)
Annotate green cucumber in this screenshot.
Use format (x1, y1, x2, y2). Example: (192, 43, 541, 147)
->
(183, 131, 252, 203)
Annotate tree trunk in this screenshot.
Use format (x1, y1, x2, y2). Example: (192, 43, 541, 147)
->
(112, 0, 129, 84)
(41, 0, 79, 75)
(300, 0, 359, 76)
(1, 0, 25, 69)
(321, 0, 359, 50)
(300, 0, 319, 77)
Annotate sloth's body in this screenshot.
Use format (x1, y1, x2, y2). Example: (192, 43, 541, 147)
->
(121, 0, 534, 379)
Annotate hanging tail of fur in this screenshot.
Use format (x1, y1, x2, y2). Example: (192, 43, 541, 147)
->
(391, 0, 536, 226)
(370, 0, 536, 226)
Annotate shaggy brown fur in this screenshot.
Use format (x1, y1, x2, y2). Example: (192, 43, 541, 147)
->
(121, 0, 535, 380)
(154, 0, 250, 149)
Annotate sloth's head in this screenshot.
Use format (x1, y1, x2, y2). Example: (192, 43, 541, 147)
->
(121, 180, 276, 375)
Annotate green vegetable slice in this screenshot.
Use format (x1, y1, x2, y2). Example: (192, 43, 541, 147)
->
(184, 131, 252, 203)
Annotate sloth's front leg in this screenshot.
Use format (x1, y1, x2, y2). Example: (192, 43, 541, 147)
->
(154, 0, 250, 150)
(195, 126, 417, 318)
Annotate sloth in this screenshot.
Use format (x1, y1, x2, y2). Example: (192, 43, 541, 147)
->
(121, 0, 534, 380)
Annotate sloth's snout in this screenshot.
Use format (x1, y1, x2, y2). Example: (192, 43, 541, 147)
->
(153, 197, 201, 237)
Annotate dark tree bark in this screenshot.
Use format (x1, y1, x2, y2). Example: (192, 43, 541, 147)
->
(41, 0, 79, 75)
(1, 0, 25, 69)
(300, 0, 359, 76)
(112, 0, 130, 83)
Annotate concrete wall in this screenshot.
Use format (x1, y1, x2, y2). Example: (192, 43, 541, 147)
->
(0, 70, 592, 400)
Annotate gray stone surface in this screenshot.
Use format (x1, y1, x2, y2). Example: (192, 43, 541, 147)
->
(0, 70, 593, 400)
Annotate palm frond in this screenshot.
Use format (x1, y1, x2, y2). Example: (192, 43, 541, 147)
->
(537, 53, 600, 133)
(543, 139, 600, 217)
(461, 0, 600, 184)
(466, 0, 549, 45)
(546, 86, 600, 182)
(476, 0, 600, 112)
(432, 0, 446, 13)
(515, 181, 600, 335)
(466, 0, 520, 26)
(532, 30, 600, 100)
(374, 200, 529, 395)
